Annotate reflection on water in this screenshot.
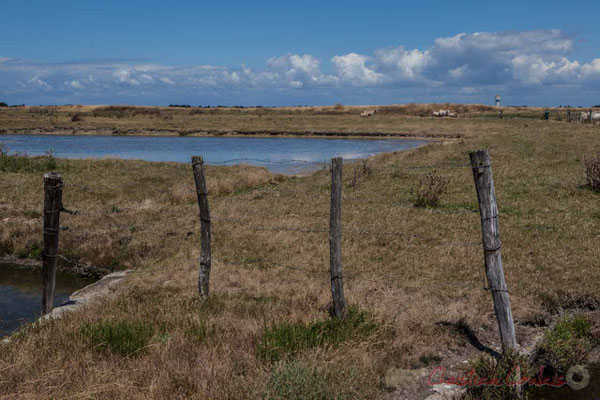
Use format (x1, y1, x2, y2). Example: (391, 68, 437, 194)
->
(0, 263, 93, 337)
(0, 134, 425, 174)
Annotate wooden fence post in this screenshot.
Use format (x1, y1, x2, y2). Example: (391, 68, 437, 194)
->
(470, 150, 517, 351)
(329, 157, 347, 318)
(192, 156, 212, 297)
(42, 172, 63, 314)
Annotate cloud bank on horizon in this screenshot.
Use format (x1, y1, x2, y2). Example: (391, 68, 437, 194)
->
(1, 29, 599, 106)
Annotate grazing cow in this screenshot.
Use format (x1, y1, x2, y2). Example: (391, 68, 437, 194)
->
(579, 112, 591, 122)
(578, 111, 600, 123)
(360, 110, 377, 117)
(447, 112, 457, 118)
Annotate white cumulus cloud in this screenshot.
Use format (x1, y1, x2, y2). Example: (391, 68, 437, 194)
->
(1, 29, 599, 105)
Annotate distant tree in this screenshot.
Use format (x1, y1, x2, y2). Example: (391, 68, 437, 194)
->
(0, 102, 8, 107)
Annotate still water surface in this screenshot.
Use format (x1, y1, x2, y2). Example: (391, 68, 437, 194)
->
(0, 263, 93, 337)
(0, 134, 424, 173)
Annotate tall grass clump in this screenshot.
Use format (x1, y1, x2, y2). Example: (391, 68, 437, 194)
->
(257, 306, 379, 362)
(461, 350, 532, 400)
(584, 152, 600, 192)
(79, 319, 155, 356)
(412, 172, 449, 207)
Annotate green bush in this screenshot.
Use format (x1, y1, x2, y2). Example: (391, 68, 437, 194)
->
(257, 306, 379, 362)
(80, 319, 155, 356)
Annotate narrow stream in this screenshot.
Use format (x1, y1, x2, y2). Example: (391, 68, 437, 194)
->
(0, 263, 94, 337)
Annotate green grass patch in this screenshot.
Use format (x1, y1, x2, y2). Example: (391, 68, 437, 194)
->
(535, 314, 593, 372)
(0, 144, 58, 172)
(16, 241, 42, 260)
(185, 318, 210, 343)
(80, 319, 155, 356)
(264, 360, 372, 400)
(257, 306, 379, 362)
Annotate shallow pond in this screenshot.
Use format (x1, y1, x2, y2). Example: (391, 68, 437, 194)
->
(0, 134, 425, 173)
(0, 263, 94, 337)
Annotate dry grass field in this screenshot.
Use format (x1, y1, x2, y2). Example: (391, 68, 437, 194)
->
(1, 103, 596, 138)
(1, 106, 599, 399)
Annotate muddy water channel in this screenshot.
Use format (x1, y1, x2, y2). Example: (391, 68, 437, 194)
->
(0, 263, 93, 337)
(528, 364, 600, 399)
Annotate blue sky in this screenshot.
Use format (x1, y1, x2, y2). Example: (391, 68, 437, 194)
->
(1, 0, 599, 106)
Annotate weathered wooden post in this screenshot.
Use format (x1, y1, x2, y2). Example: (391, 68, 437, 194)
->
(42, 172, 63, 314)
(470, 150, 517, 351)
(329, 157, 347, 318)
(192, 156, 212, 296)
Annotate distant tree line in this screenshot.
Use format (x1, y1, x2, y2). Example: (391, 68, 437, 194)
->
(0, 102, 25, 107)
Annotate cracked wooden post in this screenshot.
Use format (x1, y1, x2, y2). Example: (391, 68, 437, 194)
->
(192, 156, 212, 297)
(42, 172, 63, 314)
(470, 150, 517, 352)
(329, 157, 347, 318)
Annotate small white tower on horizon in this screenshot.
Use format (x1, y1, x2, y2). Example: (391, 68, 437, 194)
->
(495, 95, 501, 107)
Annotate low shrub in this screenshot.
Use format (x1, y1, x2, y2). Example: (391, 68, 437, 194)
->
(412, 172, 449, 207)
(584, 152, 600, 192)
(79, 319, 155, 356)
(257, 306, 379, 362)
